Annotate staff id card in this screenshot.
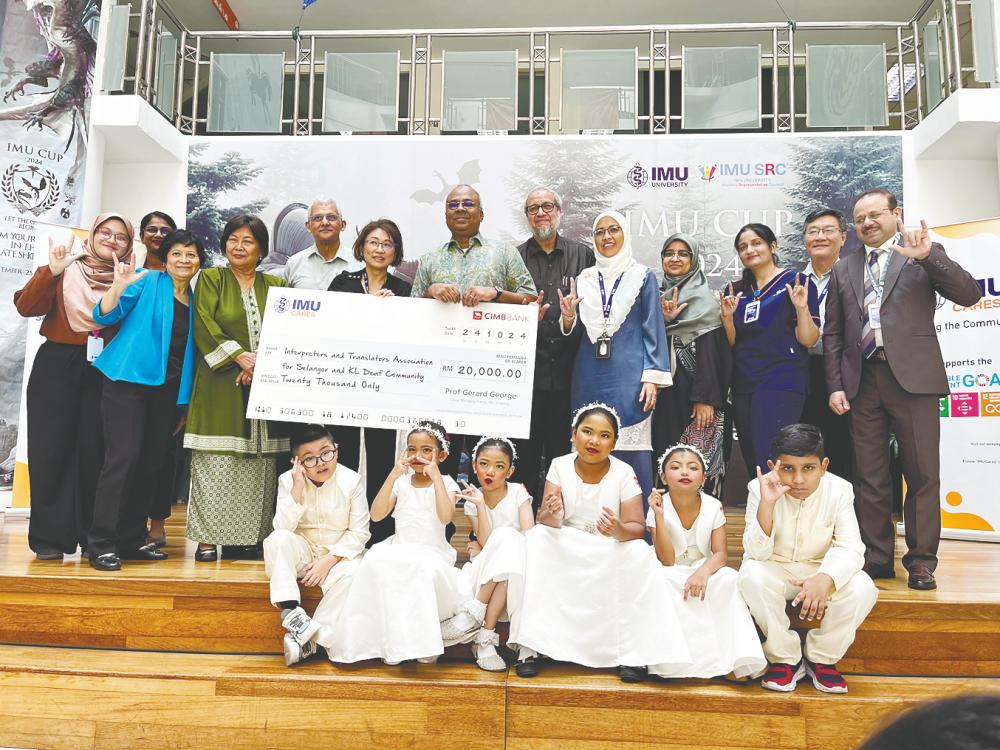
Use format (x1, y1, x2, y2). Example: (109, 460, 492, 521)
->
(868, 304, 882, 329)
(744, 300, 761, 324)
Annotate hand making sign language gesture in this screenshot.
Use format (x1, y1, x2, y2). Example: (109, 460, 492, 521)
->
(660, 287, 689, 322)
(47, 233, 86, 276)
(718, 282, 742, 319)
(891, 216, 933, 261)
(784, 272, 809, 310)
(97, 253, 147, 317)
(558, 277, 582, 332)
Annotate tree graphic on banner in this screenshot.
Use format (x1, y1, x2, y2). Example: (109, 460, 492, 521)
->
(783, 136, 904, 265)
(505, 140, 636, 246)
(186, 143, 268, 265)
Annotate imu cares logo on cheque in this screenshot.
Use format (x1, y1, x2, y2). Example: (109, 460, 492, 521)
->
(274, 295, 321, 317)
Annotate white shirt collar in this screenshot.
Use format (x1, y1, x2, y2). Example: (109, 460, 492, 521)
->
(864, 233, 898, 255)
(309, 244, 348, 264)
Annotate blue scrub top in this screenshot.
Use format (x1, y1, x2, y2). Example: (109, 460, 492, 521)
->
(732, 268, 819, 394)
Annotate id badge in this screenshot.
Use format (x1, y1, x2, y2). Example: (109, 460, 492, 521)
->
(743, 300, 761, 324)
(596, 334, 612, 360)
(868, 304, 882, 330)
(86, 333, 104, 362)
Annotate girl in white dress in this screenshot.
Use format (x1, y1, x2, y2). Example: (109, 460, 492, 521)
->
(325, 420, 462, 665)
(647, 444, 766, 680)
(440, 437, 534, 671)
(508, 404, 691, 683)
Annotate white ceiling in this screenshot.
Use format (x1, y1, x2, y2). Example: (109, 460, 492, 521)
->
(168, 0, 931, 33)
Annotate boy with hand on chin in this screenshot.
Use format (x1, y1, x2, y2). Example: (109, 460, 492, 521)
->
(263, 425, 371, 666)
(738, 423, 878, 694)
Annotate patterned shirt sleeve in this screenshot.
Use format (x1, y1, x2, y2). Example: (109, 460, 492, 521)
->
(502, 243, 538, 294)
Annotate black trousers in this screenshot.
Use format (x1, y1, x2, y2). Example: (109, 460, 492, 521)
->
(513, 387, 572, 509)
(88, 376, 181, 557)
(148, 416, 186, 521)
(26, 341, 104, 555)
(327, 424, 400, 546)
(802, 355, 854, 479)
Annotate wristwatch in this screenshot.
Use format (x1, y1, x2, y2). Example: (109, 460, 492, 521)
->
(493, 286, 503, 301)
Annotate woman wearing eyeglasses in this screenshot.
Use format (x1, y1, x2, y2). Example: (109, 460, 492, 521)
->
(720, 223, 820, 475)
(137, 211, 177, 271)
(328, 218, 411, 544)
(558, 210, 671, 504)
(14, 213, 135, 560)
(184, 214, 289, 562)
(651, 233, 732, 497)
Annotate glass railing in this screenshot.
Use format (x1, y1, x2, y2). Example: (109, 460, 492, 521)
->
(99, 0, 993, 136)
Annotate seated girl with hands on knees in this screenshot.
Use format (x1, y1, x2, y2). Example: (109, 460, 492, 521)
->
(325, 420, 463, 666)
(441, 437, 534, 672)
(507, 403, 691, 683)
(646, 445, 766, 680)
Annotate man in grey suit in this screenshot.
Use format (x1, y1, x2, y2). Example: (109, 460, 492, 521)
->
(824, 188, 982, 590)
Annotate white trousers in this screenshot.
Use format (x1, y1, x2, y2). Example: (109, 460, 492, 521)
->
(737, 559, 878, 665)
(262, 529, 360, 638)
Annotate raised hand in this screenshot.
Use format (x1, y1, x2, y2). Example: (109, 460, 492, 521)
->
(112, 255, 146, 289)
(290, 456, 307, 503)
(785, 273, 809, 310)
(421, 448, 442, 479)
(393, 450, 413, 476)
(648, 489, 665, 516)
(756, 461, 791, 505)
(660, 287, 689, 322)
(718, 282, 742, 319)
(529, 289, 552, 321)
(459, 480, 484, 506)
(558, 278, 583, 322)
(47, 234, 85, 276)
(892, 216, 932, 260)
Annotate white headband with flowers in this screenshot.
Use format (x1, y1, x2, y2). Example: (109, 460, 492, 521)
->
(657, 443, 708, 473)
(571, 401, 622, 433)
(406, 420, 450, 453)
(472, 435, 518, 461)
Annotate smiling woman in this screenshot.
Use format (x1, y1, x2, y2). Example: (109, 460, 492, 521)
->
(85, 229, 207, 571)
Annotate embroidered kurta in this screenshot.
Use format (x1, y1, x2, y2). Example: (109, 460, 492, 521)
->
(184, 266, 288, 456)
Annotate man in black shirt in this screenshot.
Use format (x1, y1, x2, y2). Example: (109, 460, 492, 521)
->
(515, 188, 595, 504)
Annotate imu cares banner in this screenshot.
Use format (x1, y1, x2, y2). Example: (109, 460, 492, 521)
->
(933, 218, 1000, 542)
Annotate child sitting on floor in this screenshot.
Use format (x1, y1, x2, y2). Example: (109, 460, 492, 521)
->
(262, 424, 371, 666)
(738, 423, 878, 693)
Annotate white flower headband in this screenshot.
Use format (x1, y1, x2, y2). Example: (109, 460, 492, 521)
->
(657, 443, 708, 473)
(406, 421, 451, 453)
(571, 401, 622, 433)
(472, 435, 518, 461)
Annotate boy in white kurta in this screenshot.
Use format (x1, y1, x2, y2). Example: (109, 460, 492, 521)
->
(263, 426, 370, 666)
(738, 423, 878, 694)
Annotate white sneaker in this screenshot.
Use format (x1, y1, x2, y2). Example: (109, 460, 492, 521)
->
(473, 629, 506, 672)
(281, 606, 320, 646)
(441, 610, 480, 644)
(282, 633, 316, 666)
(416, 654, 439, 664)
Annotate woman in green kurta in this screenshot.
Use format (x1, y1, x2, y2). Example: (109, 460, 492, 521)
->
(184, 215, 288, 561)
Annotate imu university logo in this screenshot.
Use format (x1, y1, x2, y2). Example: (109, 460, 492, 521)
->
(1, 163, 61, 216)
(627, 163, 649, 189)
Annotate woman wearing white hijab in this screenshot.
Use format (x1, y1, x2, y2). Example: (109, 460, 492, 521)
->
(558, 210, 671, 501)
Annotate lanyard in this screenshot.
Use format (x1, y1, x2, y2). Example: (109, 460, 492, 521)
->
(598, 271, 624, 320)
(864, 249, 891, 299)
(360, 270, 369, 294)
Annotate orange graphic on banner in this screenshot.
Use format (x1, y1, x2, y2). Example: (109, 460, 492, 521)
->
(941, 491, 995, 531)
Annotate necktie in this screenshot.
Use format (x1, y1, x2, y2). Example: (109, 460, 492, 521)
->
(861, 250, 879, 359)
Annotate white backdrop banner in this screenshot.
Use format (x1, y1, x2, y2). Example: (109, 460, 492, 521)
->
(933, 218, 1000, 542)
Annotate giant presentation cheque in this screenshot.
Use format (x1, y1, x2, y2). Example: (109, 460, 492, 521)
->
(247, 289, 538, 438)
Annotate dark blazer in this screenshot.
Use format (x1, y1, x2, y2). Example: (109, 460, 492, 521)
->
(823, 241, 981, 400)
(328, 269, 412, 297)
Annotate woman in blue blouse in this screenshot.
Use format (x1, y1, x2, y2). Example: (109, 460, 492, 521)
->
(86, 230, 204, 571)
(559, 210, 671, 501)
(720, 223, 820, 475)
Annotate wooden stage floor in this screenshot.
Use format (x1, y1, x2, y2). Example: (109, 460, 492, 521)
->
(2, 503, 1000, 749)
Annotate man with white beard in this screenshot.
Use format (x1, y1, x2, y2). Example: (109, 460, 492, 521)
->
(515, 188, 594, 504)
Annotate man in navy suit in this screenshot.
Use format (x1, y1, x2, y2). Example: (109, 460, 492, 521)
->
(823, 189, 981, 590)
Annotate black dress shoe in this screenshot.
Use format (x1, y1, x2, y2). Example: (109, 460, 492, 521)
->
(515, 657, 541, 678)
(619, 665, 647, 683)
(222, 544, 259, 560)
(863, 563, 896, 580)
(907, 564, 937, 590)
(119, 544, 168, 561)
(34, 548, 64, 561)
(195, 546, 218, 562)
(89, 553, 122, 572)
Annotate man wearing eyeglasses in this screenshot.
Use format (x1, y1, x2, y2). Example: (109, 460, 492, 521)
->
(513, 187, 594, 501)
(800, 208, 852, 479)
(411, 184, 536, 306)
(823, 188, 981, 591)
(283, 198, 363, 290)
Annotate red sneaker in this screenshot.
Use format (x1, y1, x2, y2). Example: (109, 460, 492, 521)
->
(760, 661, 805, 692)
(805, 660, 848, 694)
